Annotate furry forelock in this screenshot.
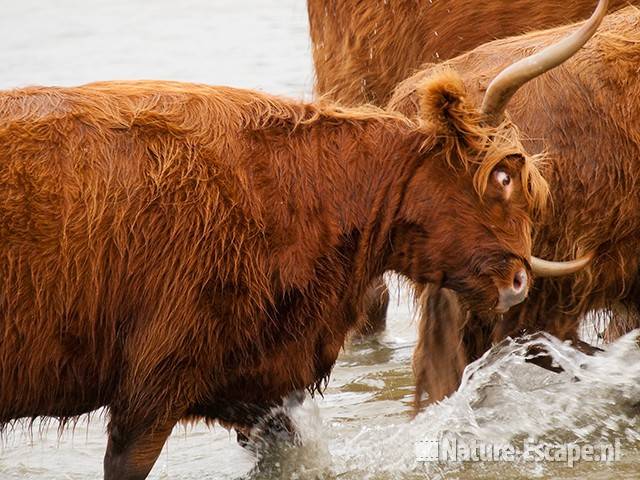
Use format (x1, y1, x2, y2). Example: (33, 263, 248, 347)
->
(415, 68, 549, 212)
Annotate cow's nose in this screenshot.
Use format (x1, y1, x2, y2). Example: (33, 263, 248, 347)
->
(496, 269, 528, 312)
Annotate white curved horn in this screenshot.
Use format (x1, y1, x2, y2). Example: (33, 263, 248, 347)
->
(530, 252, 594, 277)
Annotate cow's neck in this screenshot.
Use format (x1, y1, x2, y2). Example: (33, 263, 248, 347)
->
(321, 118, 427, 305)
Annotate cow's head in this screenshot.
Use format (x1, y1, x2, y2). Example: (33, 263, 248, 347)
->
(388, 0, 606, 314)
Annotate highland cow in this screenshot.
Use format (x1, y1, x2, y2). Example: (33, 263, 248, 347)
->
(308, 0, 633, 106)
(308, 0, 633, 334)
(386, 5, 640, 408)
(0, 9, 600, 478)
(0, 79, 533, 478)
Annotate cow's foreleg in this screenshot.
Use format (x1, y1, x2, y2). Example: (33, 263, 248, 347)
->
(523, 336, 603, 374)
(226, 392, 304, 451)
(354, 276, 390, 336)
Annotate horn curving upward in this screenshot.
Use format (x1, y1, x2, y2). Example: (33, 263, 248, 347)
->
(480, 0, 609, 124)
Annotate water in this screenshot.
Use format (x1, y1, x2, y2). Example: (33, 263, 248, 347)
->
(0, 1, 639, 478)
(0, 0, 313, 98)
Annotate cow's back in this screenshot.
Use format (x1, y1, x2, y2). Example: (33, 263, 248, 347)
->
(308, 0, 635, 106)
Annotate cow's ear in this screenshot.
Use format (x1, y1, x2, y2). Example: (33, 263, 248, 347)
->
(417, 69, 475, 138)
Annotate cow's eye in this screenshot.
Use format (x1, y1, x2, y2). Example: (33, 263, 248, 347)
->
(492, 169, 513, 200)
(494, 170, 510, 187)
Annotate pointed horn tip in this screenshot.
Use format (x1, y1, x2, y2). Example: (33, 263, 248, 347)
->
(530, 251, 594, 278)
(480, 0, 609, 123)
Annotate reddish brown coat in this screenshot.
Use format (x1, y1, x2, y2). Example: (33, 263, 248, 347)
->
(308, 0, 633, 106)
(388, 6, 640, 407)
(0, 77, 542, 477)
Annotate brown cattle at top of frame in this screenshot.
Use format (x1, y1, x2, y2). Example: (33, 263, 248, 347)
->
(308, 0, 635, 106)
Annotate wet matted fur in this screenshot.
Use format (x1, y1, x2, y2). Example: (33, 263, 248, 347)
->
(0, 73, 543, 477)
(387, 7, 640, 408)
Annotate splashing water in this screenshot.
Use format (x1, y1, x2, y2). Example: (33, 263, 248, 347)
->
(247, 329, 640, 480)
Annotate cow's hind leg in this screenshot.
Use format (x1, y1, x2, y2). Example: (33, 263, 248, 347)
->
(104, 374, 191, 480)
(104, 411, 179, 480)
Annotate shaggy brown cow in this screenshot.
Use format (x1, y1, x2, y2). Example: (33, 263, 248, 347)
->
(308, 0, 633, 107)
(386, 6, 640, 408)
(0, 4, 603, 475)
(0, 71, 563, 479)
(308, 0, 635, 335)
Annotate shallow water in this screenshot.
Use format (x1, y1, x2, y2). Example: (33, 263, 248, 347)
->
(1, 1, 639, 479)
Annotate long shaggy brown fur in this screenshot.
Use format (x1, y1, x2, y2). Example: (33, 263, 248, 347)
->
(307, 0, 635, 106)
(387, 6, 640, 408)
(307, 0, 615, 336)
(0, 72, 543, 477)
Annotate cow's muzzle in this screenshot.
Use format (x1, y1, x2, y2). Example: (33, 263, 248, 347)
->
(495, 268, 528, 312)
